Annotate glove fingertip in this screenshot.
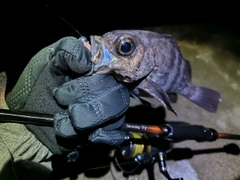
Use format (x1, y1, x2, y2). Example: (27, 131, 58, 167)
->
(53, 84, 76, 106)
(89, 128, 126, 146)
(54, 112, 77, 138)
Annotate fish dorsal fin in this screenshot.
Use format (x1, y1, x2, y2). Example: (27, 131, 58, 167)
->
(138, 78, 177, 116)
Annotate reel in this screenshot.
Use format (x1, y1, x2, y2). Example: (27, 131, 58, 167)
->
(114, 132, 151, 174)
(120, 132, 152, 160)
(114, 132, 173, 176)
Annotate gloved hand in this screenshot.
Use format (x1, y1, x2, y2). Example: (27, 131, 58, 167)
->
(53, 74, 130, 149)
(6, 36, 130, 154)
(5, 36, 91, 154)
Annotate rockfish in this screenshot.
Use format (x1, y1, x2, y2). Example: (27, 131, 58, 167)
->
(89, 30, 221, 115)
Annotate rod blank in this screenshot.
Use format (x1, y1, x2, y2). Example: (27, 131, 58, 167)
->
(0, 109, 53, 126)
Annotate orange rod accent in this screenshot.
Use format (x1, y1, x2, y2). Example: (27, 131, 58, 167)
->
(145, 125, 165, 134)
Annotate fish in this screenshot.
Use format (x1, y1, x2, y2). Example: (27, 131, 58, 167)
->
(89, 30, 221, 115)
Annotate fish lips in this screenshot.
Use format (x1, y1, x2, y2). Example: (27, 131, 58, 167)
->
(90, 35, 114, 74)
(90, 35, 100, 62)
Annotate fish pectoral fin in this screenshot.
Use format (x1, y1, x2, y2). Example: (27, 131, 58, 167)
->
(138, 79, 177, 116)
(188, 86, 221, 113)
(130, 93, 157, 108)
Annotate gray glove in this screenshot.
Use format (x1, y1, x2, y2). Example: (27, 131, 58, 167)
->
(6, 36, 130, 154)
(53, 74, 130, 149)
(6, 36, 92, 154)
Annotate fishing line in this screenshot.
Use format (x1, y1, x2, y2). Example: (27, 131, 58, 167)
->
(72, 159, 138, 180)
(83, 160, 139, 171)
(81, 158, 140, 180)
(45, 4, 83, 37)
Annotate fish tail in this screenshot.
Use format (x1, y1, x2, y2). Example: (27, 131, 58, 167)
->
(188, 86, 221, 113)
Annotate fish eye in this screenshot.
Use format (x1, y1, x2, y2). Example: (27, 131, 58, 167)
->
(116, 37, 135, 56)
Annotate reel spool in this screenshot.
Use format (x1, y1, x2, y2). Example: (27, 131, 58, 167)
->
(114, 132, 153, 174)
(120, 132, 152, 159)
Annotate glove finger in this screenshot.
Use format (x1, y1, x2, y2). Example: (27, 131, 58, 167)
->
(53, 74, 119, 106)
(54, 112, 78, 138)
(88, 128, 126, 146)
(53, 37, 92, 75)
(102, 116, 125, 131)
(54, 112, 91, 149)
(69, 83, 130, 130)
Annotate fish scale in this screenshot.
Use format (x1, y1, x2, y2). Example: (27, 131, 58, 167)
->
(171, 57, 189, 94)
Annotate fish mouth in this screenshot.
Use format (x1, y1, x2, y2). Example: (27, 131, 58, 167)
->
(89, 35, 113, 74)
(90, 35, 102, 64)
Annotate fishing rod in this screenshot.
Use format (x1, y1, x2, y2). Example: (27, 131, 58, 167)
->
(0, 109, 240, 180)
(1, 109, 240, 141)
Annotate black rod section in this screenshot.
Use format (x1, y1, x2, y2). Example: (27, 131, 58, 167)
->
(0, 109, 53, 126)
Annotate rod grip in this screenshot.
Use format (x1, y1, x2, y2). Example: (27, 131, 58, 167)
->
(164, 124, 218, 142)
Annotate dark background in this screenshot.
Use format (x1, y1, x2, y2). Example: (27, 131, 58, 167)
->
(2, 1, 240, 92)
